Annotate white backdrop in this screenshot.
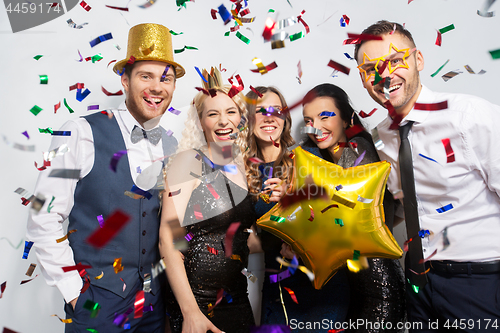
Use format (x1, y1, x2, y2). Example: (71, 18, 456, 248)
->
(1, 0, 499, 331)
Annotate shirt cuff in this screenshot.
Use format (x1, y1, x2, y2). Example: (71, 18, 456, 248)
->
(56, 273, 83, 304)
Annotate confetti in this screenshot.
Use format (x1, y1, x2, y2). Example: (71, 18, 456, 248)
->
(477, 0, 496, 16)
(39, 128, 53, 134)
(34, 55, 43, 60)
(168, 189, 181, 197)
(105, 4, 129, 11)
(418, 229, 430, 238)
(383, 76, 391, 100)
(102, 86, 123, 96)
(353, 151, 366, 167)
(86, 210, 131, 248)
(334, 218, 344, 227)
(441, 138, 455, 163)
(384, 101, 402, 130)
(79, 0, 91, 11)
(87, 105, 99, 111)
(206, 183, 220, 199)
(276, 257, 315, 281)
(52, 131, 72, 136)
(249, 157, 264, 164)
(67, 18, 88, 29)
(167, 107, 181, 115)
(332, 194, 356, 209)
(49, 169, 81, 179)
(307, 205, 315, 221)
(52, 314, 73, 323)
(283, 286, 298, 303)
(94, 271, 104, 280)
(269, 269, 291, 283)
(20, 274, 39, 285)
(109, 150, 127, 172)
(359, 108, 377, 118)
(39, 75, 48, 84)
(419, 153, 440, 164)
(30, 105, 43, 116)
(22, 241, 34, 259)
(464, 65, 486, 75)
(321, 204, 338, 213)
(489, 49, 500, 59)
(193, 204, 203, 220)
(435, 31, 442, 46)
(236, 31, 251, 44)
(114, 307, 133, 327)
(0, 281, 6, 298)
(250, 58, 277, 74)
(343, 33, 382, 45)
(241, 268, 257, 283)
(56, 229, 77, 243)
(300, 126, 323, 136)
(414, 101, 448, 111)
(270, 136, 279, 148)
(130, 185, 152, 199)
(207, 245, 218, 255)
(63, 98, 75, 113)
(430, 59, 450, 77)
(224, 222, 241, 257)
(138, 0, 157, 8)
(83, 300, 101, 318)
(441, 69, 462, 82)
(319, 111, 336, 117)
(184, 232, 193, 242)
(270, 215, 286, 223)
(113, 257, 124, 274)
(62, 263, 92, 272)
(218, 4, 232, 24)
(438, 24, 455, 34)
(174, 45, 198, 54)
(327, 59, 350, 75)
(89, 33, 113, 48)
(436, 203, 453, 213)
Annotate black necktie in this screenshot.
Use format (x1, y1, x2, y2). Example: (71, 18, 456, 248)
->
(399, 121, 428, 287)
(130, 125, 162, 145)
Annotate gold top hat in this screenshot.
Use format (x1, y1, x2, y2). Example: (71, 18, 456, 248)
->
(113, 23, 185, 78)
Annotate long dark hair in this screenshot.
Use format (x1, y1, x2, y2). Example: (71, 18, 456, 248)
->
(301, 83, 375, 149)
(244, 86, 295, 197)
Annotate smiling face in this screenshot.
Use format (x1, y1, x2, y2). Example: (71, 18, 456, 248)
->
(303, 96, 347, 154)
(253, 92, 286, 145)
(121, 61, 176, 127)
(200, 92, 242, 143)
(357, 33, 424, 118)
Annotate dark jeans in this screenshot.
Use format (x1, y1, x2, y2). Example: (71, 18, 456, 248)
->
(64, 278, 165, 333)
(406, 262, 500, 332)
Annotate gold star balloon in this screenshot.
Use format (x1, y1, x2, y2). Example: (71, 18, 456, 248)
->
(257, 147, 403, 289)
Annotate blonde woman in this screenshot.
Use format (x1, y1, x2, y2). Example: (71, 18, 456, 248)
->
(159, 77, 255, 333)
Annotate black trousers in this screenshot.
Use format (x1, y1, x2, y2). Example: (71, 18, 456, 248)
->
(405, 261, 500, 332)
(64, 278, 165, 333)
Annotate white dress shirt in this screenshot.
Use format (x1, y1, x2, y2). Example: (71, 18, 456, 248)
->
(376, 85, 500, 262)
(26, 102, 168, 303)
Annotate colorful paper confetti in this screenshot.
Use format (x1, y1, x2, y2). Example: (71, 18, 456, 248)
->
(441, 138, 455, 163)
(109, 150, 127, 172)
(56, 229, 77, 243)
(436, 203, 453, 213)
(327, 59, 350, 75)
(86, 210, 131, 248)
(113, 257, 124, 274)
(89, 33, 113, 48)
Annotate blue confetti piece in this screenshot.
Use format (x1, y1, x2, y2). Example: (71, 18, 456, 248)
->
(419, 153, 440, 164)
(194, 66, 208, 83)
(218, 4, 232, 24)
(353, 151, 367, 167)
(319, 111, 336, 117)
(124, 322, 131, 329)
(51, 131, 71, 136)
(117, 68, 125, 76)
(130, 185, 152, 200)
(89, 32, 113, 48)
(344, 52, 354, 60)
(418, 229, 430, 238)
(335, 184, 343, 191)
(223, 290, 233, 303)
(136, 166, 142, 174)
(288, 256, 298, 275)
(340, 17, 346, 27)
(436, 203, 453, 213)
(76, 88, 91, 102)
(22, 241, 34, 259)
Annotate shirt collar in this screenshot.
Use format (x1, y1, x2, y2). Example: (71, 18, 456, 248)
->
(400, 85, 432, 125)
(115, 101, 162, 134)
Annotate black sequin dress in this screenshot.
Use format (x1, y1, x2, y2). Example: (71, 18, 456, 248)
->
(303, 137, 406, 333)
(167, 151, 256, 333)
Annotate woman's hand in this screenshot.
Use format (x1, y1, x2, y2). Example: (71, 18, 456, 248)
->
(181, 309, 225, 333)
(263, 177, 289, 202)
(280, 243, 296, 260)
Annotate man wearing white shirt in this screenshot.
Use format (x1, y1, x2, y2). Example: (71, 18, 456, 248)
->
(355, 21, 500, 332)
(26, 23, 184, 332)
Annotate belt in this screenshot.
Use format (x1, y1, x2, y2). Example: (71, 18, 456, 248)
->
(426, 260, 500, 274)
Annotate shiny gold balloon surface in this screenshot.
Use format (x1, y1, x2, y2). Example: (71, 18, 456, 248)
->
(257, 147, 403, 289)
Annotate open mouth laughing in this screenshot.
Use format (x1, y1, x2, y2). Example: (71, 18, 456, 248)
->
(214, 128, 234, 140)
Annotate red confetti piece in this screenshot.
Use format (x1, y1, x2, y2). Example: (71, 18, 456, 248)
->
(321, 204, 339, 213)
(102, 86, 123, 96)
(249, 85, 263, 98)
(345, 124, 365, 139)
(359, 108, 377, 118)
(283, 287, 299, 304)
(222, 145, 233, 158)
(81, 274, 91, 294)
(377, 59, 389, 75)
(328, 329, 345, 333)
(249, 157, 264, 164)
(347, 33, 383, 41)
(342, 14, 350, 25)
(62, 262, 92, 272)
(206, 183, 220, 199)
(262, 17, 276, 41)
(105, 5, 129, 11)
(435, 31, 442, 46)
(327, 59, 350, 75)
(207, 245, 219, 255)
(35, 159, 51, 171)
(69, 83, 85, 91)
(193, 204, 203, 220)
(168, 189, 181, 197)
(50, 2, 59, 7)
(297, 10, 310, 34)
(307, 205, 315, 221)
(120, 277, 126, 292)
(0, 281, 6, 298)
(224, 222, 241, 257)
(208, 288, 224, 311)
(86, 210, 131, 248)
(270, 136, 279, 148)
(127, 56, 136, 65)
(414, 101, 448, 111)
(211, 9, 218, 19)
(54, 101, 61, 113)
(80, 0, 91, 11)
(384, 101, 403, 130)
(134, 290, 145, 319)
(20, 274, 39, 285)
(107, 60, 117, 68)
(419, 249, 438, 264)
(441, 138, 455, 163)
(250, 61, 278, 73)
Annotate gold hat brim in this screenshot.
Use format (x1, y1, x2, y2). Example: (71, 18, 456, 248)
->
(112, 23, 185, 78)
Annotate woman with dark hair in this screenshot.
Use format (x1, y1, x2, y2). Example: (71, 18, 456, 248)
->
(299, 83, 406, 332)
(245, 86, 349, 331)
